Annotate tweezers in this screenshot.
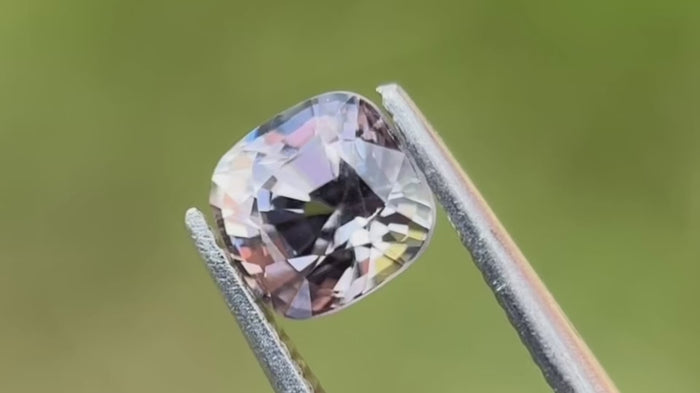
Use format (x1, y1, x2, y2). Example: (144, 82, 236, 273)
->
(185, 83, 620, 393)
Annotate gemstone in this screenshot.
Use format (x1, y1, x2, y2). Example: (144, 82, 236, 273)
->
(209, 92, 435, 319)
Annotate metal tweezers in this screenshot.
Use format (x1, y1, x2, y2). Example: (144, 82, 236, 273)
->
(185, 83, 621, 393)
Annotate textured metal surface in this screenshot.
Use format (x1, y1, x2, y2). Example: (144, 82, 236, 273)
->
(377, 84, 620, 393)
(185, 208, 323, 393)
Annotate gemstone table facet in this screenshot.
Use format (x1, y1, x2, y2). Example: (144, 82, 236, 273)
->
(210, 92, 435, 318)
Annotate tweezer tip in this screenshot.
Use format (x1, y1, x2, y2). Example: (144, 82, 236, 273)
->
(185, 207, 202, 222)
(376, 83, 401, 96)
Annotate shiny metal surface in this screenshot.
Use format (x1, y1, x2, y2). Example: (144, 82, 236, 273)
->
(185, 208, 322, 393)
(377, 83, 619, 393)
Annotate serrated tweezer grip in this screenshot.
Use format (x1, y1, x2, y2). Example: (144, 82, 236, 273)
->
(185, 208, 323, 393)
(377, 83, 619, 393)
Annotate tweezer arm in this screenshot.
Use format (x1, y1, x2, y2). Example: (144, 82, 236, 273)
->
(377, 84, 620, 393)
(185, 208, 321, 393)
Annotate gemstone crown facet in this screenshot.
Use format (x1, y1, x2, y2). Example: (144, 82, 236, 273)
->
(210, 92, 435, 318)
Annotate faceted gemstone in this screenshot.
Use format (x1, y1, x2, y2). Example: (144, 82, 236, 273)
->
(210, 92, 435, 319)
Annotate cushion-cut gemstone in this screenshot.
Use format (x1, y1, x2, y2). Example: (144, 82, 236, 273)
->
(210, 92, 435, 318)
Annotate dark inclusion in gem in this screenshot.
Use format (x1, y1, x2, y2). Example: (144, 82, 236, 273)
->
(210, 92, 435, 319)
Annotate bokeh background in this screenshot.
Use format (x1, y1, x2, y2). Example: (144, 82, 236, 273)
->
(2, 0, 699, 392)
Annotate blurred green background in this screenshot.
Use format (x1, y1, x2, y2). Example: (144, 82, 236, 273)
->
(1, 0, 699, 392)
